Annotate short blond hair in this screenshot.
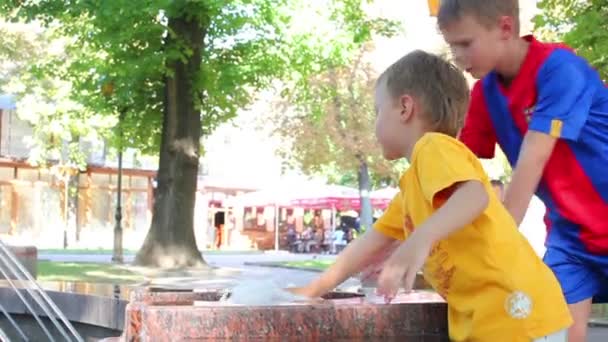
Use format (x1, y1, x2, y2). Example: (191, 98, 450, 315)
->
(378, 50, 469, 137)
(437, 0, 520, 34)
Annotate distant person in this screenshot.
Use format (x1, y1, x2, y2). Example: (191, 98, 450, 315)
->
(214, 211, 225, 250)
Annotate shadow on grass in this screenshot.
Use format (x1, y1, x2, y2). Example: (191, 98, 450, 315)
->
(37, 261, 143, 285)
(38, 249, 136, 255)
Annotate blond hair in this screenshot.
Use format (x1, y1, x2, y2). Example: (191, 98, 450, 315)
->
(437, 0, 520, 34)
(378, 50, 469, 137)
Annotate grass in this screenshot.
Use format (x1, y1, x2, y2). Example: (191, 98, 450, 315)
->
(38, 248, 137, 255)
(36, 257, 332, 285)
(37, 260, 144, 284)
(279, 259, 334, 271)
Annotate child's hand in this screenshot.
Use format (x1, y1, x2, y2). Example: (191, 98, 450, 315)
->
(376, 233, 432, 302)
(285, 286, 318, 299)
(358, 240, 401, 286)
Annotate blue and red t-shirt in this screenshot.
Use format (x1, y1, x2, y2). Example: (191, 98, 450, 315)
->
(461, 35, 608, 255)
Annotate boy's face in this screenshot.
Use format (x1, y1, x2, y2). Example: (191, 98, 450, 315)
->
(374, 81, 410, 160)
(440, 15, 506, 79)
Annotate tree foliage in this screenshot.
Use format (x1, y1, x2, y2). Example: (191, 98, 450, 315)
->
(272, 43, 404, 230)
(273, 45, 403, 188)
(0, 19, 110, 167)
(535, 0, 608, 80)
(1, 1, 290, 155)
(0, 0, 398, 266)
(0, 0, 399, 158)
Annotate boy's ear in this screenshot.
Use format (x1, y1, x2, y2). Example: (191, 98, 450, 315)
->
(497, 15, 516, 40)
(399, 95, 415, 123)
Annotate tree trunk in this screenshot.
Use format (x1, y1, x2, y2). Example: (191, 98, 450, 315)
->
(134, 14, 206, 268)
(358, 160, 373, 233)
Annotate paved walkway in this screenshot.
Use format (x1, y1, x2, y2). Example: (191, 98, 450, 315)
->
(39, 251, 355, 289)
(39, 250, 335, 265)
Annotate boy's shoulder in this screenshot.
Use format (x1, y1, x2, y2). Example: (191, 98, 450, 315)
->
(415, 132, 461, 150)
(514, 35, 576, 69)
(520, 36, 589, 78)
(473, 36, 593, 100)
(530, 36, 572, 56)
(480, 35, 574, 82)
(413, 133, 475, 164)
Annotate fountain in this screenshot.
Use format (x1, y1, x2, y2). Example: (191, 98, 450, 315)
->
(122, 285, 448, 341)
(0, 238, 447, 341)
(0, 241, 88, 341)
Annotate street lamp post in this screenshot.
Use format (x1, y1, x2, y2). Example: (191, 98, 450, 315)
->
(63, 173, 69, 249)
(102, 79, 125, 264)
(53, 164, 74, 249)
(112, 108, 126, 264)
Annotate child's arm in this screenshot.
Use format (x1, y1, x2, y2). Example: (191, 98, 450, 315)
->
(290, 228, 395, 298)
(377, 180, 488, 300)
(502, 131, 556, 225)
(504, 54, 592, 226)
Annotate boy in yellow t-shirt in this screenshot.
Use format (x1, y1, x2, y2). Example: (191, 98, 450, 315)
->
(290, 50, 572, 341)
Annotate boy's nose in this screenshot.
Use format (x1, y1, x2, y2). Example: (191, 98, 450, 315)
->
(452, 56, 467, 71)
(449, 48, 466, 68)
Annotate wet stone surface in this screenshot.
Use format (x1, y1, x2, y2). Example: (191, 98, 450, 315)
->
(124, 287, 448, 341)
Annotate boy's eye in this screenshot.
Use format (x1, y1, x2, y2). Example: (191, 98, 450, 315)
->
(460, 40, 473, 48)
(454, 42, 470, 49)
(449, 40, 472, 50)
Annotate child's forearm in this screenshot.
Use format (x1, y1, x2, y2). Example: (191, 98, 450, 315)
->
(503, 131, 556, 225)
(503, 164, 543, 226)
(303, 229, 394, 297)
(414, 180, 488, 244)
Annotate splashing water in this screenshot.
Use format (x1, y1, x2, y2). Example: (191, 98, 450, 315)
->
(220, 279, 310, 306)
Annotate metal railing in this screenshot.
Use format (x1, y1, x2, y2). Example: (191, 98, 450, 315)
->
(0, 241, 83, 342)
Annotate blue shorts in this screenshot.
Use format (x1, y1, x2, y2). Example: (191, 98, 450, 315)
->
(543, 246, 608, 304)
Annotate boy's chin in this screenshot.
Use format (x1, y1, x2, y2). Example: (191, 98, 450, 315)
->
(382, 150, 402, 161)
(468, 68, 490, 80)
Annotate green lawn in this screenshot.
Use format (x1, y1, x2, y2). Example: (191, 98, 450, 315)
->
(37, 260, 143, 284)
(36, 258, 332, 285)
(38, 248, 136, 255)
(280, 259, 334, 271)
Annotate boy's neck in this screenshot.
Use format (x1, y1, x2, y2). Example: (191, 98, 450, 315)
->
(403, 129, 428, 161)
(494, 37, 530, 85)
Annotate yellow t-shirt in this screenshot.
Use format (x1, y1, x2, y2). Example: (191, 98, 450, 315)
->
(374, 133, 572, 342)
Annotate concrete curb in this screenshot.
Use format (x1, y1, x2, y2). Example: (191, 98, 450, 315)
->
(0, 286, 126, 331)
(589, 319, 608, 327)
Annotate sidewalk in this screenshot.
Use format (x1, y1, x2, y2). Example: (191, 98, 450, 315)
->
(38, 250, 347, 290)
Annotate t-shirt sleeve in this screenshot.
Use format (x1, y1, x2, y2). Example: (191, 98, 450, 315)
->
(459, 81, 497, 159)
(416, 136, 484, 205)
(373, 192, 407, 241)
(529, 50, 595, 141)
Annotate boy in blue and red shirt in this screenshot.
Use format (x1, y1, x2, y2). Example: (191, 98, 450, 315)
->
(438, 1, 608, 341)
